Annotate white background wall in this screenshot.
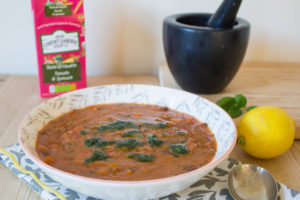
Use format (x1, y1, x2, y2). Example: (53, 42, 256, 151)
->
(0, 0, 299, 75)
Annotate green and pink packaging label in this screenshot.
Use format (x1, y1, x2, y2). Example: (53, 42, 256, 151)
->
(31, 0, 86, 97)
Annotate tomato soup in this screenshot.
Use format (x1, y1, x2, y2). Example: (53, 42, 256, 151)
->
(36, 103, 217, 181)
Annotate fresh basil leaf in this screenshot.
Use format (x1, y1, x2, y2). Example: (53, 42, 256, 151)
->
(247, 106, 257, 112)
(227, 104, 243, 118)
(235, 94, 247, 108)
(216, 97, 235, 110)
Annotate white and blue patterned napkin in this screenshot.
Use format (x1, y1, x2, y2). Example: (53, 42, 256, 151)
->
(0, 144, 299, 200)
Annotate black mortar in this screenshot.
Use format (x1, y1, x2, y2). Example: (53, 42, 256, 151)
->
(163, 13, 250, 93)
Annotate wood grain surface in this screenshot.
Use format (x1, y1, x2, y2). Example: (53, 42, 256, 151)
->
(0, 62, 299, 200)
(160, 61, 300, 139)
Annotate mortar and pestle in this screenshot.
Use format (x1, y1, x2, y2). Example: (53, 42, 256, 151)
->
(163, 0, 250, 94)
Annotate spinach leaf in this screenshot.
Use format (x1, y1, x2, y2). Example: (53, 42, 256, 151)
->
(177, 131, 186, 136)
(84, 151, 108, 163)
(148, 134, 163, 147)
(128, 153, 155, 162)
(98, 120, 139, 132)
(169, 144, 189, 156)
(80, 130, 87, 135)
(84, 138, 116, 149)
(180, 139, 186, 143)
(121, 129, 141, 137)
(115, 139, 144, 149)
(144, 123, 167, 129)
(170, 152, 180, 157)
(144, 123, 153, 127)
(162, 132, 169, 137)
(153, 123, 167, 129)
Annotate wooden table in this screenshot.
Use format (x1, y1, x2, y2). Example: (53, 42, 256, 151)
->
(0, 62, 299, 200)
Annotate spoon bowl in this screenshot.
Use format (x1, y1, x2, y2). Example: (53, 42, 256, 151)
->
(228, 164, 278, 200)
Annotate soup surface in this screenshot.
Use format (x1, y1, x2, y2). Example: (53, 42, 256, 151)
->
(36, 103, 217, 181)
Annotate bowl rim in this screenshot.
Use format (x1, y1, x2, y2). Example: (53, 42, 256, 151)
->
(163, 12, 250, 32)
(18, 84, 237, 184)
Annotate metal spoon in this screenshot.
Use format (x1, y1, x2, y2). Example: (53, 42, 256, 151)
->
(228, 164, 278, 200)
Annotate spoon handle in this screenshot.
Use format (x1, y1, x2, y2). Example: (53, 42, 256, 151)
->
(207, 0, 242, 29)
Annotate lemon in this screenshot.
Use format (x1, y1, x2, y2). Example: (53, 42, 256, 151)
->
(237, 105, 295, 159)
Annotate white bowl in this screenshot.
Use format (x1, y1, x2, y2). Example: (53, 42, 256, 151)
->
(19, 84, 236, 200)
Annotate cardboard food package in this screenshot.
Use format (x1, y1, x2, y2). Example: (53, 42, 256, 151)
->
(31, 0, 86, 97)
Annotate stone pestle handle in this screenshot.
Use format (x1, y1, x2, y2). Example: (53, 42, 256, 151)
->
(207, 0, 242, 29)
